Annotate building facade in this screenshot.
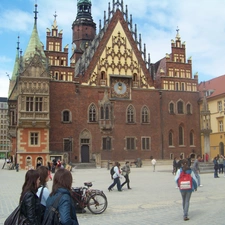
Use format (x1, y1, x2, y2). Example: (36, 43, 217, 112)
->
(0, 98, 10, 159)
(8, 0, 201, 169)
(199, 75, 225, 160)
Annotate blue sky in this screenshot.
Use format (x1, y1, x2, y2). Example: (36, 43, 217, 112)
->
(1, 0, 225, 97)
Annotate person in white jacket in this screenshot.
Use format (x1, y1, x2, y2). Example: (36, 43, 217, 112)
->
(108, 162, 123, 192)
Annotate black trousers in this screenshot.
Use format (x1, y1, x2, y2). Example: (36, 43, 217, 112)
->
(121, 174, 130, 189)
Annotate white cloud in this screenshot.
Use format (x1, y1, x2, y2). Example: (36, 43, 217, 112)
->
(0, 0, 225, 85)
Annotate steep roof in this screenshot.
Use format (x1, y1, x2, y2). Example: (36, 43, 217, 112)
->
(198, 74, 225, 99)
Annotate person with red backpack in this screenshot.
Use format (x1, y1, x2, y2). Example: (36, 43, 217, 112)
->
(175, 159, 198, 221)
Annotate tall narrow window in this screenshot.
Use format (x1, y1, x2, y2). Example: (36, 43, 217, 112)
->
(35, 97, 43, 111)
(218, 101, 222, 112)
(179, 126, 184, 145)
(177, 101, 184, 114)
(105, 106, 109, 120)
(64, 138, 71, 152)
(100, 106, 104, 120)
(102, 137, 111, 150)
(89, 104, 96, 122)
(190, 131, 194, 146)
(141, 106, 149, 123)
(187, 104, 191, 114)
(127, 105, 135, 123)
(30, 132, 38, 145)
(142, 137, 150, 150)
(219, 121, 223, 132)
(26, 97, 33, 111)
(169, 131, 173, 146)
(63, 111, 70, 122)
(126, 137, 135, 150)
(169, 103, 174, 114)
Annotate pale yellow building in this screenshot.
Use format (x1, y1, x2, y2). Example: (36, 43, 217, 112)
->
(199, 75, 225, 160)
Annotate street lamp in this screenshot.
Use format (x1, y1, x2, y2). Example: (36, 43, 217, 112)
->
(106, 136, 110, 170)
(69, 137, 72, 164)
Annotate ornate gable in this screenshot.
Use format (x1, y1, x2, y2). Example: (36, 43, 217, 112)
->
(75, 5, 154, 89)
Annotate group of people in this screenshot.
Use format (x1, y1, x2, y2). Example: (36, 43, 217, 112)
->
(213, 154, 225, 178)
(13, 166, 79, 225)
(108, 161, 132, 192)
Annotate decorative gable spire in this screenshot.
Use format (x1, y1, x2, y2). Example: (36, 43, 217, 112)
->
(23, 4, 46, 61)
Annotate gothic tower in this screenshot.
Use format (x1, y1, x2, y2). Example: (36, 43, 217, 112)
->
(71, 0, 96, 63)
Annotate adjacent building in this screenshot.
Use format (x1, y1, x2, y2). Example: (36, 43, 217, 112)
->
(0, 97, 10, 159)
(199, 75, 225, 159)
(8, 0, 201, 169)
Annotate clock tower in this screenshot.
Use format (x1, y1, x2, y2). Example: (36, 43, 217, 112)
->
(71, 0, 96, 63)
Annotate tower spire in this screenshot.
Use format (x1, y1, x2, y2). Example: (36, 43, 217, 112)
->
(34, 4, 38, 25)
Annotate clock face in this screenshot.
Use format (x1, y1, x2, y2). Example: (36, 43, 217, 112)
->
(111, 78, 130, 99)
(114, 82, 127, 95)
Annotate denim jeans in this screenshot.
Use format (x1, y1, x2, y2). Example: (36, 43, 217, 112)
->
(109, 177, 121, 191)
(194, 171, 201, 186)
(181, 191, 192, 218)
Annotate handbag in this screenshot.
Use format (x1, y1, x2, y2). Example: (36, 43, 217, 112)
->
(4, 204, 29, 225)
(4, 193, 30, 225)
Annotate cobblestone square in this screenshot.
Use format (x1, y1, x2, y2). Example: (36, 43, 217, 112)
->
(0, 160, 224, 225)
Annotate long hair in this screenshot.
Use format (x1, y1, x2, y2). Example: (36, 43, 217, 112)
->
(20, 170, 39, 202)
(50, 168, 73, 196)
(37, 166, 48, 186)
(181, 159, 190, 172)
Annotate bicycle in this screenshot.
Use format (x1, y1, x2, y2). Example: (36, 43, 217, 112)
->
(72, 182, 108, 214)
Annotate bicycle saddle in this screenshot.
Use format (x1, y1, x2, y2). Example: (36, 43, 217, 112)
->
(84, 182, 92, 187)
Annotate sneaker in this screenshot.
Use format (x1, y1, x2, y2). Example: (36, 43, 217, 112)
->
(199, 184, 203, 187)
(184, 217, 189, 221)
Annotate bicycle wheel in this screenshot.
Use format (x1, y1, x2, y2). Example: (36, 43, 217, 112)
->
(87, 193, 108, 214)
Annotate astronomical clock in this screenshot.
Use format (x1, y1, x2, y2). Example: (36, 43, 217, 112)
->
(111, 77, 130, 99)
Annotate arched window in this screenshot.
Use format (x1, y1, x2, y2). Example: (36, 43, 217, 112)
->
(179, 126, 184, 145)
(141, 106, 149, 123)
(169, 131, 173, 146)
(63, 111, 70, 122)
(190, 131, 194, 146)
(89, 104, 96, 122)
(187, 103, 191, 114)
(177, 101, 184, 114)
(62, 110, 71, 123)
(105, 105, 109, 120)
(169, 103, 174, 114)
(127, 105, 135, 123)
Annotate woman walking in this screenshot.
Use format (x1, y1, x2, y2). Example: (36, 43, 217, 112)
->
(121, 161, 131, 189)
(175, 159, 197, 221)
(108, 162, 123, 192)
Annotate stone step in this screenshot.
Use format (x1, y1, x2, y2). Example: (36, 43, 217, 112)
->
(73, 163, 96, 169)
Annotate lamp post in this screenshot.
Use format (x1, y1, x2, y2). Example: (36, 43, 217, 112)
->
(69, 137, 72, 164)
(106, 136, 110, 170)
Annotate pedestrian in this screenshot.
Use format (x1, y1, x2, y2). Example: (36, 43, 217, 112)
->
(108, 162, 123, 192)
(151, 157, 156, 172)
(19, 170, 42, 224)
(172, 157, 178, 175)
(43, 168, 79, 225)
(218, 155, 224, 174)
(177, 155, 183, 170)
(47, 161, 52, 180)
(213, 156, 219, 178)
(36, 159, 42, 169)
(121, 161, 132, 189)
(191, 155, 203, 187)
(36, 166, 50, 221)
(175, 159, 198, 221)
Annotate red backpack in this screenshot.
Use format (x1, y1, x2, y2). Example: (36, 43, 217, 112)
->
(178, 170, 192, 190)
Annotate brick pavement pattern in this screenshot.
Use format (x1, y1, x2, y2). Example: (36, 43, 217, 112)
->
(0, 159, 224, 225)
